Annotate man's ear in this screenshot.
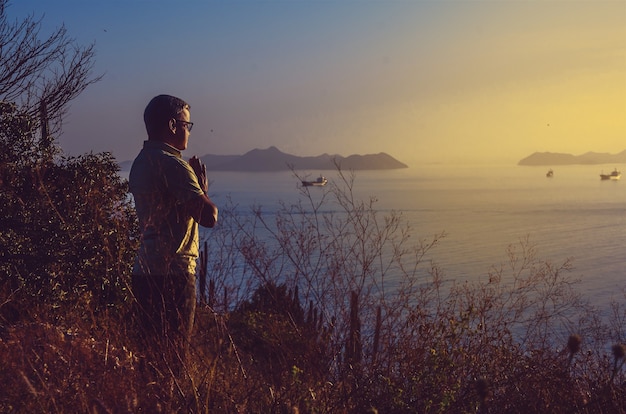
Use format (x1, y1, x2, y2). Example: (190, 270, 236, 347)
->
(169, 118, 177, 132)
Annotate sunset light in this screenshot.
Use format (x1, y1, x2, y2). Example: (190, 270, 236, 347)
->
(8, 1, 625, 164)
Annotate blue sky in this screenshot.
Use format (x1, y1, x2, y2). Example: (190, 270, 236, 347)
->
(7, 0, 626, 165)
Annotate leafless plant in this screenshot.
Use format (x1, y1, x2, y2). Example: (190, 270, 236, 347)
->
(0, 0, 102, 137)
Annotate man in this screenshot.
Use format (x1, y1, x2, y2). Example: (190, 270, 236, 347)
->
(129, 94, 218, 360)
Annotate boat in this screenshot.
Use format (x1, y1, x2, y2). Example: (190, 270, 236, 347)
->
(546, 169, 554, 178)
(302, 176, 328, 187)
(600, 169, 621, 180)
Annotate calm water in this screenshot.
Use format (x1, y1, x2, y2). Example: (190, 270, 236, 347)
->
(203, 164, 625, 311)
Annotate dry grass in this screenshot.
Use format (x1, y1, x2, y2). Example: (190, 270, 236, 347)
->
(1, 167, 625, 413)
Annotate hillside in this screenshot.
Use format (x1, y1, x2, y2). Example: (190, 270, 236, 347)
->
(518, 150, 626, 166)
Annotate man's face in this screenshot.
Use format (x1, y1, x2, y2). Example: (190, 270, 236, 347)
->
(170, 108, 191, 150)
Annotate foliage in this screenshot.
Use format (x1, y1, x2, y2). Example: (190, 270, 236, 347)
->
(227, 281, 332, 409)
(0, 103, 138, 326)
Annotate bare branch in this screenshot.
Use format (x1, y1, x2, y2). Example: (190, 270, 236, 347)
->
(0, 0, 102, 136)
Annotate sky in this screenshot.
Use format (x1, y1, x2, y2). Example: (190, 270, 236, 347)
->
(7, 0, 626, 166)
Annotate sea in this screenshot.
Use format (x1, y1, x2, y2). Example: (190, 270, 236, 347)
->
(201, 163, 625, 314)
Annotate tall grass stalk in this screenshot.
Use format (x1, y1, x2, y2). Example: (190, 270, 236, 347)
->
(2, 166, 625, 412)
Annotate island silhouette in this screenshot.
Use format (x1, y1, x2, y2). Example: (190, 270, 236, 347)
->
(120, 146, 408, 171)
(518, 150, 626, 166)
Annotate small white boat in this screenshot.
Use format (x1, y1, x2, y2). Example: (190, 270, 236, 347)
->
(600, 169, 621, 180)
(302, 176, 328, 187)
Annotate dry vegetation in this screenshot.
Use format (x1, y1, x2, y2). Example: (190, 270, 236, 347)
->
(1, 153, 625, 412)
(1, 3, 625, 410)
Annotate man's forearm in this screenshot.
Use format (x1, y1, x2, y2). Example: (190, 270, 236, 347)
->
(199, 194, 218, 228)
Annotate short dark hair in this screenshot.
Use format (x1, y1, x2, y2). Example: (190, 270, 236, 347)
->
(143, 94, 190, 138)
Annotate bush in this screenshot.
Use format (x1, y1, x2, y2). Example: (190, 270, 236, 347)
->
(0, 102, 138, 326)
(195, 168, 626, 412)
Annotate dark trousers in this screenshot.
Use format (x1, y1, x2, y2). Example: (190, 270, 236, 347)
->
(132, 273, 196, 365)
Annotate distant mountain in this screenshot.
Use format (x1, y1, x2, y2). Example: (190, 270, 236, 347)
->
(119, 146, 408, 171)
(518, 150, 626, 166)
(200, 146, 408, 171)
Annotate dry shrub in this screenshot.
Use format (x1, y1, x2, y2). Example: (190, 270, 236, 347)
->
(195, 167, 626, 412)
(1, 159, 625, 412)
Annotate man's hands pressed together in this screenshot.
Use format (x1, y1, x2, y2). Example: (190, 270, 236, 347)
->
(189, 156, 208, 193)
